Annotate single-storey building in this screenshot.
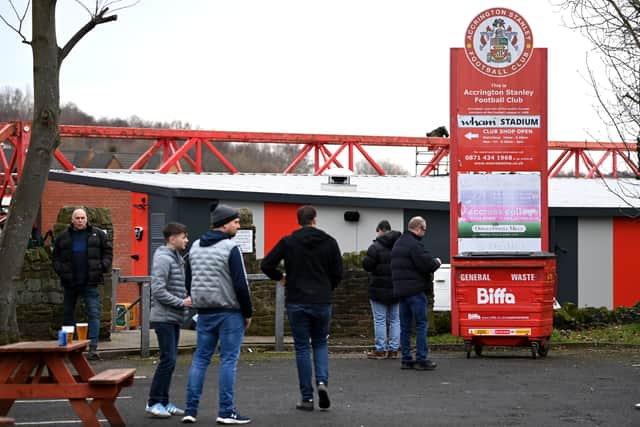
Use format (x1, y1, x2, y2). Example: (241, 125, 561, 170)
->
(41, 170, 640, 309)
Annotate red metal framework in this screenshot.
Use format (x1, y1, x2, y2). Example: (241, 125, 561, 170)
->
(1, 121, 639, 207)
(548, 141, 640, 178)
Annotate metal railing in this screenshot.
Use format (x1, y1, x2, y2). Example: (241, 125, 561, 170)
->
(111, 269, 151, 357)
(111, 269, 285, 357)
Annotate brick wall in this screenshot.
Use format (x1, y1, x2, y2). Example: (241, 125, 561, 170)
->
(41, 180, 139, 304)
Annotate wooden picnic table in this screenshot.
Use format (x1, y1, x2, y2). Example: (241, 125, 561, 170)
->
(0, 340, 135, 427)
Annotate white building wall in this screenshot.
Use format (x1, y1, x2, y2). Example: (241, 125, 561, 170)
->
(577, 217, 613, 309)
(315, 206, 404, 253)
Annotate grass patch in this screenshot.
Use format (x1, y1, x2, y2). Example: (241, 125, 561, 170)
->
(552, 323, 640, 345)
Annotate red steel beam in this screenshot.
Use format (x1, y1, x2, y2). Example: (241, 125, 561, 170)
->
(586, 149, 612, 179)
(316, 143, 348, 175)
(420, 147, 450, 177)
(0, 122, 14, 142)
(284, 144, 314, 174)
(354, 142, 385, 176)
(202, 139, 238, 173)
(57, 124, 448, 147)
(2, 121, 640, 182)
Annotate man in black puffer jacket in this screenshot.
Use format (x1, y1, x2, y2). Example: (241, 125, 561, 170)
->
(53, 208, 112, 360)
(362, 220, 401, 359)
(391, 216, 441, 371)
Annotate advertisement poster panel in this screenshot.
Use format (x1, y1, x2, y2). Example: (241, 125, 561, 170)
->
(458, 173, 541, 252)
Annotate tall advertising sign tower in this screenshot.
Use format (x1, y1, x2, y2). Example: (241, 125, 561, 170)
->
(450, 8, 557, 359)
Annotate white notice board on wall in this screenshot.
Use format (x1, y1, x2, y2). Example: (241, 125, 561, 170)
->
(233, 229, 254, 253)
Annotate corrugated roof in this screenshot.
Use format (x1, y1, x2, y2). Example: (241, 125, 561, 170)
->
(48, 170, 640, 209)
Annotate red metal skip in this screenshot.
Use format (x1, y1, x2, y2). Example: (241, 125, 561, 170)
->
(453, 253, 556, 359)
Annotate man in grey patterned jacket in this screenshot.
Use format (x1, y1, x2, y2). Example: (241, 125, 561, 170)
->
(146, 222, 192, 418)
(182, 202, 253, 425)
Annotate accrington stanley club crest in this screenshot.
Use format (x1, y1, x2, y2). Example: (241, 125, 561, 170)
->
(464, 8, 534, 77)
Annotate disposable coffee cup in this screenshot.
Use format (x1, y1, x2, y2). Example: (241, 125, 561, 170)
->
(76, 323, 88, 341)
(62, 325, 74, 344)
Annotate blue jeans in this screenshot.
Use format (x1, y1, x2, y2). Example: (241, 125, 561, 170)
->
(185, 311, 245, 418)
(287, 303, 331, 401)
(148, 322, 180, 406)
(399, 293, 429, 362)
(370, 300, 400, 352)
(63, 285, 101, 350)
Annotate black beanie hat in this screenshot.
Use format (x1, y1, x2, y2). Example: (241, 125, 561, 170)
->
(209, 201, 239, 228)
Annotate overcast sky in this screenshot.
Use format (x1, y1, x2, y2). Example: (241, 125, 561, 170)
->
(0, 0, 605, 172)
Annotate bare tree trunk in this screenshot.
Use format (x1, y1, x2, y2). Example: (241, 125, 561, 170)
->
(0, 0, 60, 344)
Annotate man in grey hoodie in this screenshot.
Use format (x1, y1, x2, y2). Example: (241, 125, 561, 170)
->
(182, 203, 253, 425)
(146, 222, 192, 418)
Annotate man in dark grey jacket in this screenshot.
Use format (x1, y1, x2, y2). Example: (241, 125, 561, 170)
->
(182, 203, 252, 425)
(391, 216, 441, 371)
(145, 222, 191, 418)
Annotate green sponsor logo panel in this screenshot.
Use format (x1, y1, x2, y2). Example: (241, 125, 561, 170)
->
(458, 222, 541, 238)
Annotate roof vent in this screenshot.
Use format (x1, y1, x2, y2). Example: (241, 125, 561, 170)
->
(321, 168, 356, 192)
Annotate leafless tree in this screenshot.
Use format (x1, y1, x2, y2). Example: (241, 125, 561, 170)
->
(560, 0, 640, 203)
(0, 0, 136, 344)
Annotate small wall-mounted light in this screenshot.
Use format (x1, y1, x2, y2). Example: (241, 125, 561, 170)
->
(344, 211, 360, 222)
(134, 226, 144, 241)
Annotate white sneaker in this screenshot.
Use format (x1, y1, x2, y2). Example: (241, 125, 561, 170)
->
(145, 402, 170, 418)
(181, 415, 197, 423)
(166, 402, 185, 416)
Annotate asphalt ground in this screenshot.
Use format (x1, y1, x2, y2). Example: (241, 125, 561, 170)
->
(5, 347, 640, 427)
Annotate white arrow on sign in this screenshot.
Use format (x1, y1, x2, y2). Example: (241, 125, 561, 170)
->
(464, 132, 479, 140)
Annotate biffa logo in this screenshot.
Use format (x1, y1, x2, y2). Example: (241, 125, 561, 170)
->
(477, 288, 515, 304)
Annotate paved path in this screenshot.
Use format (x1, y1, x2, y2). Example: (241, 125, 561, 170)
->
(100, 329, 294, 355)
(6, 347, 640, 426)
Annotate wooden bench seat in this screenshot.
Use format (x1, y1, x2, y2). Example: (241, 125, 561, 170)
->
(88, 368, 136, 386)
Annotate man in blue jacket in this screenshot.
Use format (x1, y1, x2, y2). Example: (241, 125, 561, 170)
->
(390, 216, 441, 370)
(182, 203, 252, 425)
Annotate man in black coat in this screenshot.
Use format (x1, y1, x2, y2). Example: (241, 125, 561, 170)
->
(53, 208, 112, 360)
(261, 205, 343, 412)
(390, 216, 441, 370)
(362, 220, 401, 359)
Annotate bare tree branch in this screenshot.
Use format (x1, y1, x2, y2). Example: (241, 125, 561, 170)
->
(0, 0, 31, 44)
(103, 0, 140, 14)
(59, 6, 117, 63)
(74, 0, 94, 18)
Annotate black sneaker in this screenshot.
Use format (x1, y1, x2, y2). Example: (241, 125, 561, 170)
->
(216, 411, 251, 424)
(296, 399, 314, 411)
(414, 360, 437, 371)
(87, 351, 102, 361)
(317, 383, 330, 410)
(401, 361, 415, 370)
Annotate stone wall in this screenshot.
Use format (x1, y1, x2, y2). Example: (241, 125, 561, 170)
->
(15, 207, 114, 341)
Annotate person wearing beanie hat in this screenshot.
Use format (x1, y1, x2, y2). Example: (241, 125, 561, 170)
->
(210, 201, 240, 229)
(183, 201, 252, 425)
